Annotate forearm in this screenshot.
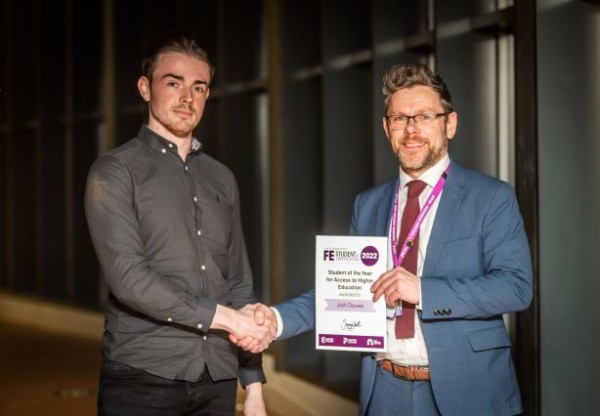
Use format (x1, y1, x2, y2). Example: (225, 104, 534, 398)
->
(238, 350, 266, 387)
(421, 185, 533, 319)
(243, 382, 267, 416)
(274, 290, 316, 340)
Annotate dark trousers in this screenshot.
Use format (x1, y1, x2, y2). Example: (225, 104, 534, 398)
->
(98, 360, 237, 416)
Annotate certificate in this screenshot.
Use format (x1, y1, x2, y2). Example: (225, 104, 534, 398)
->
(315, 235, 388, 352)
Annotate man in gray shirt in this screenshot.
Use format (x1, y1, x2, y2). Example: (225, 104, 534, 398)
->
(85, 32, 271, 416)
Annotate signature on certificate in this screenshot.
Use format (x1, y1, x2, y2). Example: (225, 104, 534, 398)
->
(341, 319, 362, 331)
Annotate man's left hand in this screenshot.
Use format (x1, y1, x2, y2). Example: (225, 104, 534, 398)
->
(370, 266, 421, 307)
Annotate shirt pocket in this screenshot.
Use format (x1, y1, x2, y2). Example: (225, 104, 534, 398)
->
(198, 196, 233, 249)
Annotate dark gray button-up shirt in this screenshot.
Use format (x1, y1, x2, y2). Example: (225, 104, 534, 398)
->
(85, 125, 264, 385)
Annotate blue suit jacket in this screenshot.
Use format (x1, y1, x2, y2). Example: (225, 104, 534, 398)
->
(276, 161, 533, 416)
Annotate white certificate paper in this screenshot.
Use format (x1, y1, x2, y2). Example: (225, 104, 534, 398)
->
(315, 235, 388, 352)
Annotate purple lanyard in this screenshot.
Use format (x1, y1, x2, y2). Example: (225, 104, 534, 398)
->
(390, 165, 450, 268)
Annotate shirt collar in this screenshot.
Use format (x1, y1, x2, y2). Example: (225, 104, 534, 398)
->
(399, 154, 450, 190)
(138, 125, 203, 156)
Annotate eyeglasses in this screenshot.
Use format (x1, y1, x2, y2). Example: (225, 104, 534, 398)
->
(385, 112, 449, 128)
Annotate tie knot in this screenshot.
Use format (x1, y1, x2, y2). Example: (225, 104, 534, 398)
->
(407, 180, 427, 197)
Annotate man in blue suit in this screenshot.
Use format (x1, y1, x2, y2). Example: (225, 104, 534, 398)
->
(241, 63, 533, 415)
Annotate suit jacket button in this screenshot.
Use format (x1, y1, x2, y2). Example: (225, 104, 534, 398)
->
(434, 309, 440, 316)
(447, 309, 452, 315)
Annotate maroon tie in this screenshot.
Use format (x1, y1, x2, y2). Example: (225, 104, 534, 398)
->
(395, 180, 427, 339)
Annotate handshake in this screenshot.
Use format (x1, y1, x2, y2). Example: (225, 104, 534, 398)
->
(213, 303, 278, 354)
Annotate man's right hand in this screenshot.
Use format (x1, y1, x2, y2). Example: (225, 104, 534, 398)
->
(211, 304, 276, 353)
(229, 304, 277, 353)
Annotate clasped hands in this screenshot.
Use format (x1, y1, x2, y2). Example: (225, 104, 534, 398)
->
(229, 266, 420, 354)
(228, 303, 277, 354)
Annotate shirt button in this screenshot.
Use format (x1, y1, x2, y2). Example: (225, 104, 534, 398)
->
(185, 166, 189, 171)
(167, 317, 172, 322)
(201, 265, 206, 270)
(202, 335, 207, 341)
(197, 230, 202, 236)
(197, 323, 203, 329)
(161, 148, 166, 154)
(193, 196, 198, 202)
(168, 143, 174, 148)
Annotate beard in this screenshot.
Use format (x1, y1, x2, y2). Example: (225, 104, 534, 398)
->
(150, 105, 200, 138)
(396, 138, 447, 176)
(165, 118, 196, 138)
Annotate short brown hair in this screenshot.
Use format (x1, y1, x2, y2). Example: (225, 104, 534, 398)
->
(382, 63, 454, 113)
(141, 31, 215, 83)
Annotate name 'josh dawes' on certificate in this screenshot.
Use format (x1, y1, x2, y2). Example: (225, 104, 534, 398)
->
(315, 235, 388, 352)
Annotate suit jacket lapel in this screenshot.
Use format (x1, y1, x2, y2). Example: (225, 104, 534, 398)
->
(423, 161, 466, 276)
(376, 178, 397, 237)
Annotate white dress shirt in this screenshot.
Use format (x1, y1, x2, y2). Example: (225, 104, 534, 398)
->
(377, 154, 450, 366)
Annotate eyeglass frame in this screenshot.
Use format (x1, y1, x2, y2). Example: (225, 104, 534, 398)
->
(384, 112, 450, 128)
